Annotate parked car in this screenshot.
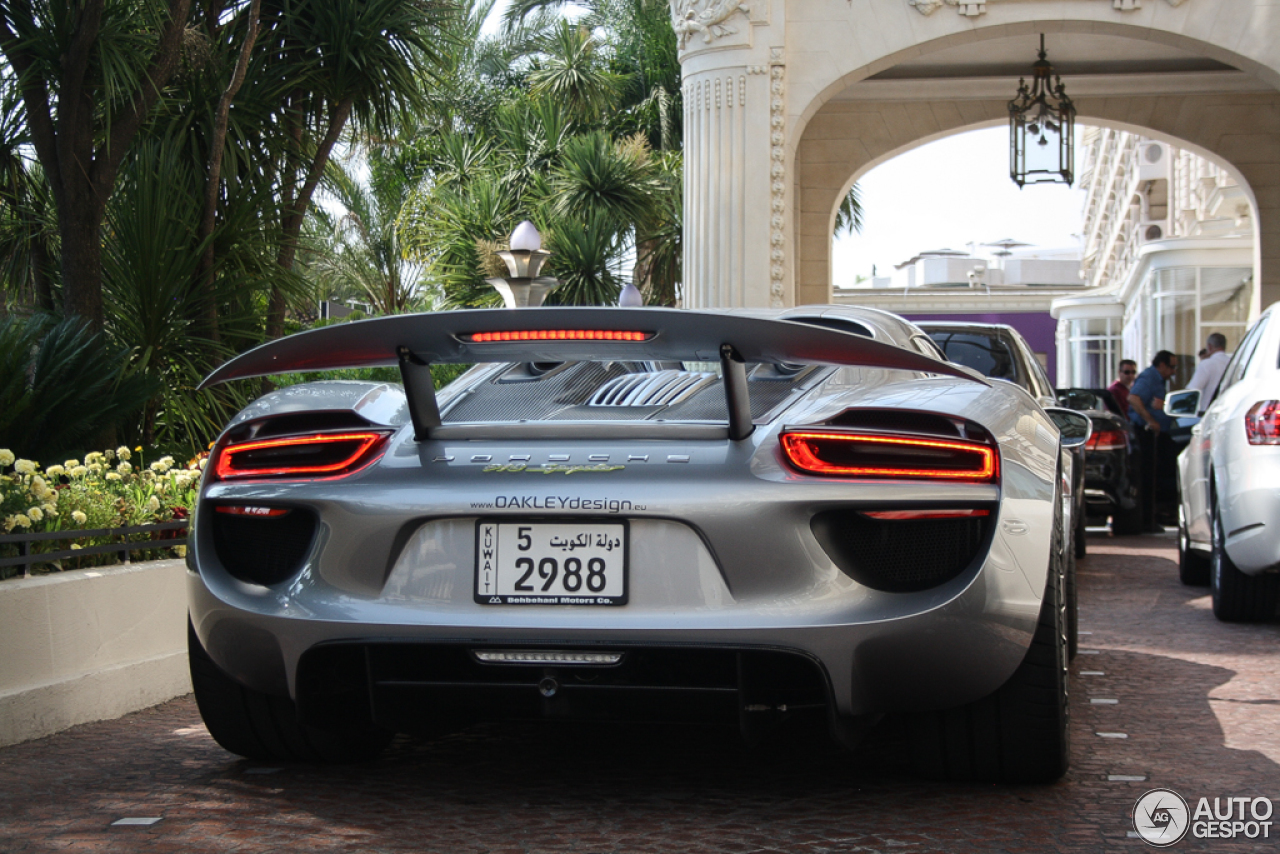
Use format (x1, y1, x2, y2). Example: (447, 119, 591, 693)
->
(1177, 302, 1280, 619)
(919, 322, 1089, 558)
(189, 305, 1088, 782)
(1054, 388, 1143, 535)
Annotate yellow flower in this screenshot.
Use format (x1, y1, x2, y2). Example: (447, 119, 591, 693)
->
(63, 459, 79, 469)
(70, 543, 82, 550)
(117, 461, 132, 474)
(88, 463, 103, 474)
(116, 446, 131, 461)
(71, 466, 88, 478)
(14, 459, 36, 475)
(12, 514, 31, 529)
(135, 446, 142, 452)
(27, 507, 44, 522)
(85, 452, 103, 465)
(106, 472, 122, 482)
(0, 449, 14, 467)
(45, 465, 66, 477)
(174, 545, 187, 557)
(72, 510, 88, 525)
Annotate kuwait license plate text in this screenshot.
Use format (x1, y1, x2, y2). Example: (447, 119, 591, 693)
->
(476, 520, 628, 605)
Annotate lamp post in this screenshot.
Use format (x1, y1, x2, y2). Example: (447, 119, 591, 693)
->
(486, 220, 560, 308)
(1008, 34, 1076, 188)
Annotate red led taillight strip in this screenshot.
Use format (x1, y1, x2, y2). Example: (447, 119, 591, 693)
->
(464, 330, 652, 342)
(213, 431, 390, 481)
(780, 430, 998, 482)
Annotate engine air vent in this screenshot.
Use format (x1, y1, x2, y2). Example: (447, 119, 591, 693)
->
(588, 370, 716, 407)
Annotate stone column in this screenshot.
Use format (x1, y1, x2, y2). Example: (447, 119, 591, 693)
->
(676, 0, 784, 309)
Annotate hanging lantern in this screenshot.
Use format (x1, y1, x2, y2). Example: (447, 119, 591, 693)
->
(1008, 34, 1076, 188)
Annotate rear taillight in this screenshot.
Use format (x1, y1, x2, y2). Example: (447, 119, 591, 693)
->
(1245, 401, 1280, 445)
(779, 430, 998, 482)
(213, 431, 391, 480)
(1085, 428, 1128, 451)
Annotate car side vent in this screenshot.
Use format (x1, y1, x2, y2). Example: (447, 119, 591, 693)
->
(823, 408, 993, 442)
(811, 508, 993, 593)
(588, 370, 716, 407)
(234, 411, 371, 441)
(211, 506, 317, 586)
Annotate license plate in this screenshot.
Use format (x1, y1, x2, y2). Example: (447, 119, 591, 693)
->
(475, 520, 628, 605)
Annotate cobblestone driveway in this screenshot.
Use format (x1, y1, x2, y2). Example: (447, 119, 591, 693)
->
(2, 532, 1278, 853)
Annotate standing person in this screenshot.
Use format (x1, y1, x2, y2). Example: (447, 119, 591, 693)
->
(1185, 333, 1231, 414)
(1129, 351, 1178, 533)
(1108, 359, 1137, 418)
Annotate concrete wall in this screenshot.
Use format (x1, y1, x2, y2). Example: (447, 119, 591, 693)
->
(0, 560, 190, 747)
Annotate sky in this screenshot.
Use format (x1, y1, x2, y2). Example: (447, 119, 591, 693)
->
(832, 126, 1088, 286)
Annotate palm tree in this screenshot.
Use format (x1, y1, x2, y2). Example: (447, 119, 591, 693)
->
(311, 157, 430, 315)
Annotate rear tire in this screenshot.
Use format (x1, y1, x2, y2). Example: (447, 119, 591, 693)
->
(1111, 501, 1143, 536)
(1178, 507, 1210, 586)
(1074, 509, 1087, 559)
(1210, 514, 1280, 622)
(909, 519, 1070, 783)
(189, 620, 391, 763)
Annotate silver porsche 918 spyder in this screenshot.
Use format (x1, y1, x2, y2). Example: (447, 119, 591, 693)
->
(187, 305, 1087, 783)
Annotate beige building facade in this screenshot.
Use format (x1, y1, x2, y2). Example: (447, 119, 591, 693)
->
(1053, 129, 1254, 388)
(674, 0, 1280, 318)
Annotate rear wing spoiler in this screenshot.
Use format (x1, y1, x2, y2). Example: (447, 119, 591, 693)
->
(200, 307, 985, 441)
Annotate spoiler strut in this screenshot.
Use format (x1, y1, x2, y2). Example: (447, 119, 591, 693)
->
(200, 308, 986, 442)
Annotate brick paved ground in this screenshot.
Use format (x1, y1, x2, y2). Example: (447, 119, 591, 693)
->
(2, 531, 1278, 853)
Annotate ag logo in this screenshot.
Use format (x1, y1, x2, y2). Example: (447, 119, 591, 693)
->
(1133, 788, 1190, 847)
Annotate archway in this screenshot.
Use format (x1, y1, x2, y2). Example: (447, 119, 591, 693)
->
(676, 0, 1280, 311)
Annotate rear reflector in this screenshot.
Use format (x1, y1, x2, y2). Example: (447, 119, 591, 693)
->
(780, 430, 998, 482)
(464, 330, 651, 342)
(214, 431, 391, 480)
(861, 509, 990, 520)
(214, 505, 291, 517)
(1085, 428, 1129, 451)
(1245, 400, 1280, 445)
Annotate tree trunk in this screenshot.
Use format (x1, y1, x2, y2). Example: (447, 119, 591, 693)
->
(197, 0, 261, 352)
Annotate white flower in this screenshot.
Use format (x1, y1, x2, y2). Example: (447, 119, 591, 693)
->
(117, 462, 132, 474)
(116, 446, 131, 461)
(63, 459, 79, 470)
(175, 474, 192, 490)
(71, 510, 88, 525)
(45, 465, 66, 477)
(198, 457, 208, 470)
(85, 452, 103, 465)
(88, 463, 103, 474)
(42, 505, 56, 518)
(0, 449, 14, 467)
(70, 543, 82, 550)
(174, 545, 187, 558)
(106, 472, 122, 482)
(27, 506, 44, 522)
(104, 449, 115, 461)
(12, 514, 31, 529)
(146, 495, 161, 513)
(71, 466, 88, 478)
(14, 459, 36, 475)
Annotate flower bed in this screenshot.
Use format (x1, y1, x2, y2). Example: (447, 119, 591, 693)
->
(0, 446, 203, 580)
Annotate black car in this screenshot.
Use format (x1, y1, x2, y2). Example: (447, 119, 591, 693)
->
(1055, 388, 1143, 535)
(919, 322, 1088, 555)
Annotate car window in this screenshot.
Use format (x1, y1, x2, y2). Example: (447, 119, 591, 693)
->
(1223, 314, 1269, 390)
(927, 331, 1023, 387)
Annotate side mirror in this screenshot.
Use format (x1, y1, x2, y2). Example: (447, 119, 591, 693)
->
(1166, 389, 1200, 416)
(1044, 407, 1093, 449)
